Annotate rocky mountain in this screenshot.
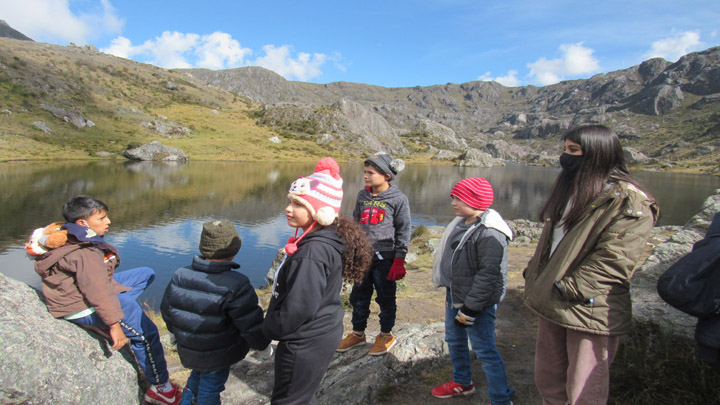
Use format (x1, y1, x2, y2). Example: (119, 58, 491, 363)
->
(183, 47, 720, 172)
(0, 18, 717, 171)
(0, 20, 33, 41)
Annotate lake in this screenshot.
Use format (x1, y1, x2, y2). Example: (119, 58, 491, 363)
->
(1, 160, 717, 309)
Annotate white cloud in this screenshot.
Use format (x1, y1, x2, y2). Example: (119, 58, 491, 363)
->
(479, 70, 521, 87)
(527, 43, 601, 86)
(253, 45, 327, 81)
(194, 32, 252, 70)
(1, 0, 123, 45)
(643, 31, 704, 61)
(101, 32, 328, 80)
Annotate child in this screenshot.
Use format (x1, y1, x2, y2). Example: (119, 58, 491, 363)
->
(524, 125, 658, 404)
(430, 178, 515, 405)
(263, 157, 372, 404)
(337, 152, 411, 356)
(28, 195, 181, 405)
(161, 219, 271, 405)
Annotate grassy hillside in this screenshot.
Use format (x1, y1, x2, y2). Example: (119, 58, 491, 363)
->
(0, 38, 345, 162)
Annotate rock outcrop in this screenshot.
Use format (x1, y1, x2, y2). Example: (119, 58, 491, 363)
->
(40, 104, 94, 129)
(0, 273, 141, 404)
(632, 190, 720, 336)
(123, 141, 189, 162)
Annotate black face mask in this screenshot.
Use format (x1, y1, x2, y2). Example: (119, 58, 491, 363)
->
(559, 153, 583, 177)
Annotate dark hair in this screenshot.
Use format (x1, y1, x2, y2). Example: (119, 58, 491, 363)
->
(539, 125, 652, 228)
(328, 216, 372, 283)
(62, 195, 109, 223)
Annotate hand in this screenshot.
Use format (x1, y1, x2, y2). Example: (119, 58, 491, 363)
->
(109, 322, 127, 350)
(454, 306, 478, 328)
(259, 344, 274, 359)
(387, 258, 406, 281)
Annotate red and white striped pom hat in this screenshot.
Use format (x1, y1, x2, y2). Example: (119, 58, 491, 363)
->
(451, 177, 494, 211)
(288, 157, 344, 226)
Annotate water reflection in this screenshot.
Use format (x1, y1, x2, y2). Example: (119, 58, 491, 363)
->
(1, 161, 717, 309)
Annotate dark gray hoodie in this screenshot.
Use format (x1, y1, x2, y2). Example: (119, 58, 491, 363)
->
(352, 185, 411, 259)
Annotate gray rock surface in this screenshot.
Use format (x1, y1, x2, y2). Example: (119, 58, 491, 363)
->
(632, 190, 720, 337)
(210, 322, 448, 404)
(0, 273, 141, 404)
(139, 120, 191, 138)
(123, 141, 189, 162)
(40, 104, 92, 129)
(455, 148, 501, 167)
(412, 119, 467, 150)
(31, 121, 52, 134)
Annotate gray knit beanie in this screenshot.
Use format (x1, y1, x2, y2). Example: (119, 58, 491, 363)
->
(199, 220, 241, 260)
(364, 152, 405, 181)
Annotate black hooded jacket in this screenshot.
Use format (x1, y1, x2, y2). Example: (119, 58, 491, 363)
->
(263, 227, 345, 341)
(658, 211, 720, 370)
(161, 256, 269, 372)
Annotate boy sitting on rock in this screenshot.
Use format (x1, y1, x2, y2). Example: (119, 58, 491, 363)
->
(28, 195, 181, 405)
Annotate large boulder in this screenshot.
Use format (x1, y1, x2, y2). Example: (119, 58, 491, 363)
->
(216, 322, 447, 404)
(411, 119, 467, 150)
(0, 273, 141, 404)
(455, 148, 501, 167)
(123, 141, 189, 162)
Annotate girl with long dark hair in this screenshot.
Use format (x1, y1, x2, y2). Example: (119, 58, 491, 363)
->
(523, 125, 659, 404)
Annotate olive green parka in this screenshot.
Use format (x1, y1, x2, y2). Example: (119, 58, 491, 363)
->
(523, 181, 659, 336)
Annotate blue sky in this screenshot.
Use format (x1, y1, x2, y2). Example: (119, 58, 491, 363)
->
(2, 0, 719, 87)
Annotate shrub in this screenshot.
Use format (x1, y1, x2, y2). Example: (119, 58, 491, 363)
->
(609, 320, 720, 404)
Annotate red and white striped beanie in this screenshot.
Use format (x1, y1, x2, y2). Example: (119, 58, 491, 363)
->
(288, 157, 344, 226)
(451, 177, 494, 211)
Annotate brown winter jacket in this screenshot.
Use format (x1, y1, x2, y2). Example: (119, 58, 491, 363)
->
(34, 241, 129, 325)
(523, 181, 659, 336)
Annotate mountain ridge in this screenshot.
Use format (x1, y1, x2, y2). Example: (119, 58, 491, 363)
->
(0, 18, 718, 172)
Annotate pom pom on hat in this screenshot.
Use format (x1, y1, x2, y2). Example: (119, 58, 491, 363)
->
(451, 177, 494, 211)
(288, 157, 344, 226)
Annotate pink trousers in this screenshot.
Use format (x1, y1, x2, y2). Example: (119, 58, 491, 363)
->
(534, 317, 620, 405)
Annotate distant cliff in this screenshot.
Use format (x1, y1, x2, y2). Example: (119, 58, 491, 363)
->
(182, 47, 720, 171)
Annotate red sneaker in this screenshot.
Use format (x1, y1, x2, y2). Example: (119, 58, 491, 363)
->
(431, 380, 476, 398)
(144, 382, 181, 405)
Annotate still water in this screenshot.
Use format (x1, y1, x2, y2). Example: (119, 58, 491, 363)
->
(1, 160, 717, 309)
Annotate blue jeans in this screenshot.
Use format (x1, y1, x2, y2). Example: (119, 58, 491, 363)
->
(349, 258, 396, 333)
(444, 290, 515, 405)
(70, 267, 169, 385)
(180, 368, 230, 405)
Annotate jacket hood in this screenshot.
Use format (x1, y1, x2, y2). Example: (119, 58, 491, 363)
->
(34, 243, 84, 275)
(362, 184, 404, 201)
(481, 209, 513, 240)
(297, 226, 345, 254)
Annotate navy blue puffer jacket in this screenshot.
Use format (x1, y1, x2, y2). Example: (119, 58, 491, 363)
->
(161, 256, 269, 371)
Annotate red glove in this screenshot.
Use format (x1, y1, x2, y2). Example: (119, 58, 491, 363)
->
(387, 258, 406, 281)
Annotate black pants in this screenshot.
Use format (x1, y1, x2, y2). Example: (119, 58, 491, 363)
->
(271, 327, 343, 405)
(349, 257, 397, 333)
